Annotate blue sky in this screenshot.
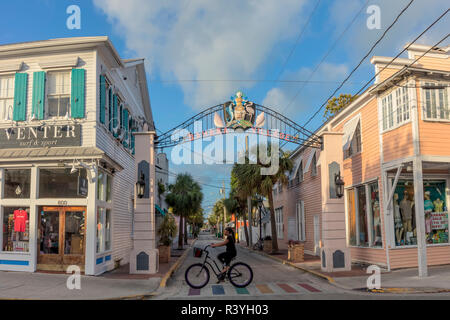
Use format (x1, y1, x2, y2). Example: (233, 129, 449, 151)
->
(1, 0, 448, 213)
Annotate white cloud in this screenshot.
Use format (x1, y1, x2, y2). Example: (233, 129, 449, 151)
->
(93, 0, 308, 109)
(262, 62, 349, 116)
(329, 0, 450, 57)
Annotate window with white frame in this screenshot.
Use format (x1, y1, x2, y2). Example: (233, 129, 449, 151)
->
(347, 181, 382, 248)
(96, 171, 112, 253)
(275, 207, 283, 239)
(423, 82, 449, 121)
(311, 153, 317, 176)
(344, 123, 361, 159)
(296, 201, 306, 241)
(0, 76, 14, 121)
(382, 87, 410, 131)
(47, 71, 70, 118)
(296, 161, 303, 184)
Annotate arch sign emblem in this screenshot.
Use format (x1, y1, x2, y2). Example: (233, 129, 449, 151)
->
(155, 91, 322, 150)
(214, 91, 265, 130)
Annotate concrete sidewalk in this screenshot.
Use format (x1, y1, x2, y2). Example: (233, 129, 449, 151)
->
(237, 242, 450, 294)
(0, 271, 161, 300)
(333, 265, 450, 293)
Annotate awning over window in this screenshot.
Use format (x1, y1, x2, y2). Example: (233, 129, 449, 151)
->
(290, 156, 303, 180)
(342, 114, 361, 151)
(304, 150, 317, 173)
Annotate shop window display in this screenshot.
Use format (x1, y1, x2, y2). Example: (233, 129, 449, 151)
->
(393, 180, 448, 246)
(369, 183, 382, 247)
(347, 189, 357, 246)
(393, 181, 416, 246)
(39, 168, 87, 198)
(4, 169, 31, 199)
(2, 207, 30, 252)
(424, 181, 448, 244)
(357, 186, 369, 246)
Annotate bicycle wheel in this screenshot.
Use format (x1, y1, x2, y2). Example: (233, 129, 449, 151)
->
(185, 263, 210, 289)
(228, 262, 253, 288)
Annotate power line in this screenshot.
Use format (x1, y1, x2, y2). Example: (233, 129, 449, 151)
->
(282, 8, 449, 149)
(274, 0, 322, 82)
(300, 0, 416, 128)
(280, 0, 370, 115)
(156, 168, 231, 190)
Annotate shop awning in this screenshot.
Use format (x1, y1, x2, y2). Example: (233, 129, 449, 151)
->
(342, 115, 361, 151)
(155, 204, 166, 216)
(0, 146, 123, 170)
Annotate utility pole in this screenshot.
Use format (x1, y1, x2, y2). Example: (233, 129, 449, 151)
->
(221, 181, 226, 238)
(245, 135, 253, 248)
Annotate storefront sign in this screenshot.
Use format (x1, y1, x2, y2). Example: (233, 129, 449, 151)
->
(431, 211, 448, 230)
(0, 124, 81, 149)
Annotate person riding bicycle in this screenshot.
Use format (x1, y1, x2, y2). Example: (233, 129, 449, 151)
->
(211, 227, 236, 282)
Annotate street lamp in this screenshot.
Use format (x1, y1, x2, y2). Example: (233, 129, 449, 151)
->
(136, 172, 146, 198)
(257, 195, 264, 248)
(335, 172, 345, 199)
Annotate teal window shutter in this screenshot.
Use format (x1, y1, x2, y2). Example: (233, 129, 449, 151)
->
(108, 88, 113, 131)
(32, 71, 46, 120)
(71, 69, 85, 119)
(99, 75, 106, 124)
(31, 72, 45, 120)
(123, 109, 129, 148)
(119, 104, 123, 130)
(13, 73, 28, 121)
(113, 94, 118, 136)
(131, 127, 136, 155)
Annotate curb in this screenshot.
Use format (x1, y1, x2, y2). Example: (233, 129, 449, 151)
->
(238, 244, 335, 284)
(159, 239, 197, 288)
(367, 287, 450, 294)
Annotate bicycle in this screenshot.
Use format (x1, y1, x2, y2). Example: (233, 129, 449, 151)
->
(253, 237, 263, 251)
(185, 245, 253, 289)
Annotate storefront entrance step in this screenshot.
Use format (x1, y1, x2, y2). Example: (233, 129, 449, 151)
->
(37, 264, 85, 273)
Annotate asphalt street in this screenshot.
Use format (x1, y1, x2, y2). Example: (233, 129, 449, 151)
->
(153, 232, 450, 300)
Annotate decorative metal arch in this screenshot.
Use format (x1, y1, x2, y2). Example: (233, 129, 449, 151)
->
(155, 102, 322, 149)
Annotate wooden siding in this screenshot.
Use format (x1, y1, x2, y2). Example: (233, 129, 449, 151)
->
(413, 55, 450, 72)
(378, 67, 401, 83)
(274, 147, 322, 255)
(382, 123, 414, 163)
(95, 52, 149, 266)
(390, 246, 450, 269)
(416, 80, 450, 156)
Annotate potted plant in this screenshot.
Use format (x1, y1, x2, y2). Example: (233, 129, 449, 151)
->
(263, 235, 272, 254)
(288, 240, 304, 262)
(157, 214, 177, 263)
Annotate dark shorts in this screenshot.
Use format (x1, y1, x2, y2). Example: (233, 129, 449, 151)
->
(217, 252, 236, 266)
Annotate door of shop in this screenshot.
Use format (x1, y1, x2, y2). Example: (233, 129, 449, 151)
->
(37, 207, 86, 272)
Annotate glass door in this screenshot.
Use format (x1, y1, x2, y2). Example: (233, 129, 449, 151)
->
(38, 208, 62, 266)
(38, 207, 86, 270)
(62, 209, 86, 266)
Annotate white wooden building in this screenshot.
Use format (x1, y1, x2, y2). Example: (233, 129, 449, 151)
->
(0, 37, 155, 275)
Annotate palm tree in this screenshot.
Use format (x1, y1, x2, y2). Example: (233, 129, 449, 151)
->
(230, 169, 254, 247)
(232, 144, 293, 253)
(166, 173, 203, 250)
(184, 181, 202, 244)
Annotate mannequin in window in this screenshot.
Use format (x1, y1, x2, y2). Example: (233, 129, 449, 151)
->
(433, 198, 444, 212)
(393, 193, 404, 245)
(373, 200, 381, 246)
(400, 190, 413, 236)
(424, 191, 434, 238)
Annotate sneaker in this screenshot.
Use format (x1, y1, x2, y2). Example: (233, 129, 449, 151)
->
(216, 273, 225, 283)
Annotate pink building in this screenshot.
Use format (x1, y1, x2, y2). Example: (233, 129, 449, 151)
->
(274, 43, 450, 276)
